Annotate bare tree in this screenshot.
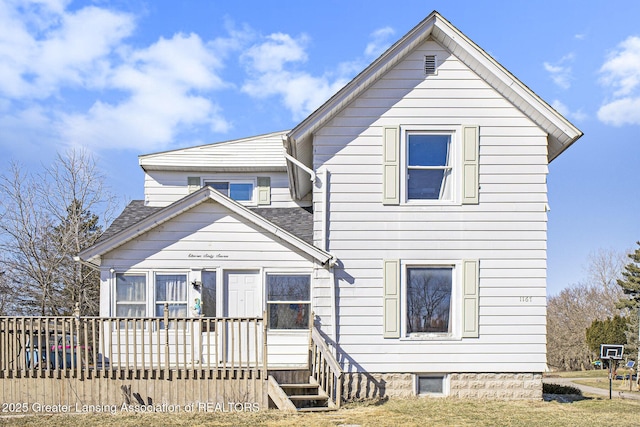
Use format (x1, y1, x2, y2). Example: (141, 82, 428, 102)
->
(0, 164, 66, 314)
(42, 150, 116, 315)
(547, 248, 626, 371)
(0, 150, 115, 315)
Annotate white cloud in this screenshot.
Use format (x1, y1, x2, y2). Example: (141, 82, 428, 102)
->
(240, 27, 396, 120)
(599, 36, 640, 96)
(597, 36, 640, 126)
(61, 33, 233, 150)
(241, 32, 351, 120)
(597, 97, 640, 126)
(365, 27, 395, 57)
(0, 2, 135, 98)
(543, 53, 574, 89)
(0, 2, 253, 154)
(243, 33, 308, 73)
(551, 99, 587, 122)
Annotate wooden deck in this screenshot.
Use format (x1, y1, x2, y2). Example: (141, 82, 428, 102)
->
(0, 309, 343, 413)
(0, 311, 269, 412)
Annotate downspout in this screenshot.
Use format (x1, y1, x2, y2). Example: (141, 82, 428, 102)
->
(283, 136, 338, 346)
(321, 168, 337, 344)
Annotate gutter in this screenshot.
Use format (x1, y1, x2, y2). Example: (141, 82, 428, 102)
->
(73, 255, 101, 271)
(281, 135, 316, 182)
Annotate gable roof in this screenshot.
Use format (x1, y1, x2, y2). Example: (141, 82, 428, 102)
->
(78, 188, 330, 266)
(139, 130, 289, 172)
(284, 10, 582, 198)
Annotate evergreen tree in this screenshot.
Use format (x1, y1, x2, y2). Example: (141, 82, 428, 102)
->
(617, 242, 640, 372)
(585, 315, 628, 354)
(54, 199, 103, 315)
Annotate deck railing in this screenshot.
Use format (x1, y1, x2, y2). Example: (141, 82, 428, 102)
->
(309, 326, 343, 408)
(0, 308, 267, 379)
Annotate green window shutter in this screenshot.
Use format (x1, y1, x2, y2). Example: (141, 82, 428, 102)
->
(383, 259, 401, 338)
(461, 125, 479, 204)
(187, 176, 201, 194)
(382, 126, 400, 205)
(257, 177, 271, 205)
(461, 259, 479, 338)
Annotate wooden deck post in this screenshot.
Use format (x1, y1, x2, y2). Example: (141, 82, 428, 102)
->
(164, 303, 169, 378)
(262, 311, 268, 376)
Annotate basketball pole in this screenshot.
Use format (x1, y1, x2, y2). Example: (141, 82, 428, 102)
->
(609, 361, 612, 400)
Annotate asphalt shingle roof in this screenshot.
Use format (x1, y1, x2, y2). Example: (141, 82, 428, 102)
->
(96, 200, 314, 245)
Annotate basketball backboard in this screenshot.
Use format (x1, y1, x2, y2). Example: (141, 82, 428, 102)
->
(600, 344, 624, 360)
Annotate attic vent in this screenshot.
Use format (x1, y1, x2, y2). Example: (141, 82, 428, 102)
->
(424, 55, 437, 75)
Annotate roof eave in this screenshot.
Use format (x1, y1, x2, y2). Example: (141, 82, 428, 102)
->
(430, 14, 583, 160)
(78, 187, 332, 266)
(140, 165, 287, 173)
(288, 10, 582, 166)
(289, 12, 439, 144)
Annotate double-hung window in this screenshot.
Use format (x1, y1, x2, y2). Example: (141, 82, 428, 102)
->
(406, 267, 453, 335)
(407, 133, 452, 201)
(267, 274, 311, 330)
(115, 274, 146, 317)
(205, 180, 255, 203)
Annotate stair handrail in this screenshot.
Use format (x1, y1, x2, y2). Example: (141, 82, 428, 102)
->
(310, 326, 343, 408)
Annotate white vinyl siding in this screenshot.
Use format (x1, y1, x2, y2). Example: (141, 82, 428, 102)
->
(312, 39, 549, 373)
(100, 200, 318, 368)
(144, 171, 302, 208)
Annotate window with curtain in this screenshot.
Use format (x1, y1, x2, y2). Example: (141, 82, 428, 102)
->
(155, 274, 188, 320)
(267, 274, 310, 330)
(115, 274, 146, 317)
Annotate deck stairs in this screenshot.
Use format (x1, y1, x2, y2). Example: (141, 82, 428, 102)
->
(268, 375, 336, 412)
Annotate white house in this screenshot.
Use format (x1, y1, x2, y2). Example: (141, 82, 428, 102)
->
(78, 11, 582, 401)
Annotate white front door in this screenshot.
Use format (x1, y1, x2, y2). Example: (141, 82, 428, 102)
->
(223, 271, 262, 365)
(224, 271, 261, 317)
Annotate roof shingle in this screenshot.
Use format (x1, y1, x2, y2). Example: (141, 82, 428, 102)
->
(97, 200, 314, 245)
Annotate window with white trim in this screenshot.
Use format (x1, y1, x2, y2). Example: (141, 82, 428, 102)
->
(154, 274, 188, 318)
(406, 267, 453, 335)
(204, 180, 255, 203)
(383, 259, 478, 339)
(115, 273, 146, 317)
(406, 133, 453, 200)
(266, 274, 310, 330)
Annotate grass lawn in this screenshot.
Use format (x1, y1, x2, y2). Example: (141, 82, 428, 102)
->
(548, 369, 610, 379)
(572, 377, 640, 394)
(1, 397, 639, 427)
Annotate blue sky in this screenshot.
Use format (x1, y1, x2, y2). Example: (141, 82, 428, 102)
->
(1, 0, 639, 295)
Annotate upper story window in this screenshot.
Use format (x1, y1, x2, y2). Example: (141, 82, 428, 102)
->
(383, 125, 478, 206)
(204, 180, 255, 203)
(406, 133, 452, 201)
